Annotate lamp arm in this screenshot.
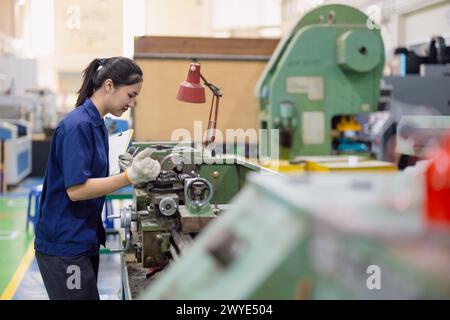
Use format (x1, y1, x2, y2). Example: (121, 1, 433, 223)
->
(200, 74, 222, 97)
(198, 72, 222, 151)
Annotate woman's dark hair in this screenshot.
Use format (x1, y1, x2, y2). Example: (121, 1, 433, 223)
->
(76, 56, 143, 106)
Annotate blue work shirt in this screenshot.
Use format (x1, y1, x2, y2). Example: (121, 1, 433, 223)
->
(35, 98, 109, 256)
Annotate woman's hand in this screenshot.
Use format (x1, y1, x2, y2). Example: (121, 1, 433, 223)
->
(67, 148, 161, 201)
(125, 148, 161, 184)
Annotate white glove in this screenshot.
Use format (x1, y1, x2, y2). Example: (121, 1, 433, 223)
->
(118, 153, 133, 172)
(125, 148, 161, 184)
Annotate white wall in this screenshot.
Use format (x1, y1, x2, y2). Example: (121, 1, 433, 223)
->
(123, 0, 146, 57)
(0, 0, 275, 94)
(143, 0, 281, 38)
(145, 0, 212, 37)
(402, 1, 450, 46)
(212, 0, 281, 37)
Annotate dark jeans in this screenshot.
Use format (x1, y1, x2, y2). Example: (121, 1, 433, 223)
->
(35, 251, 100, 300)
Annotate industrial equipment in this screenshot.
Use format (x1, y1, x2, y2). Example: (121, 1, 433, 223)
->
(396, 116, 450, 158)
(141, 171, 450, 299)
(24, 89, 58, 135)
(115, 4, 450, 300)
(256, 4, 385, 159)
(0, 119, 32, 188)
(108, 142, 270, 299)
(383, 63, 450, 120)
(393, 36, 450, 75)
(366, 63, 450, 162)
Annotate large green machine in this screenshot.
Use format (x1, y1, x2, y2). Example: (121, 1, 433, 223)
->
(256, 4, 385, 159)
(107, 142, 271, 299)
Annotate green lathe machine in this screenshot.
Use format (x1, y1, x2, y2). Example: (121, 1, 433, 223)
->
(256, 4, 384, 159)
(108, 142, 271, 299)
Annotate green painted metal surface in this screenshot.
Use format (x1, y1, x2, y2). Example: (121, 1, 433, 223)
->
(141, 186, 313, 299)
(256, 4, 384, 159)
(140, 173, 450, 299)
(198, 163, 252, 205)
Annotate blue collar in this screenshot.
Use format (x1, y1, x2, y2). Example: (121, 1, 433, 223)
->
(83, 98, 104, 127)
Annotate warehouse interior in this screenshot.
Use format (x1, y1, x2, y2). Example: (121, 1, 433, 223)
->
(1, 0, 450, 300)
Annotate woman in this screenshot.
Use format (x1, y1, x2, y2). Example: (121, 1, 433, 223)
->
(34, 57, 160, 300)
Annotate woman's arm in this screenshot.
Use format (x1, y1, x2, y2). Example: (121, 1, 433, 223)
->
(67, 173, 130, 201)
(66, 148, 161, 202)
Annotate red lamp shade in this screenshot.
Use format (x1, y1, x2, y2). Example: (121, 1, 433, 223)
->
(176, 63, 206, 103)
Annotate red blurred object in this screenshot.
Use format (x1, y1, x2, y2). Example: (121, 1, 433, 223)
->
(176, 63, 206, 103)
(177, 62, 222, 148)
(425, 134, 450, 225)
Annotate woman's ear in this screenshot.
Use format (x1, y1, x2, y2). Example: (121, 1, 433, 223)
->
(104, 79, 114, 93)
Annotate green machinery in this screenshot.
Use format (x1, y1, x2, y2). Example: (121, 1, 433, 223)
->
(256, 4, 385, 159)
(115, 4, 409, 299)
(108, 142, 270, 299)
(141, 172, 450, 299)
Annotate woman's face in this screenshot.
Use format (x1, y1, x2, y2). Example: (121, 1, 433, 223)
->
(105, 81, 143, 117)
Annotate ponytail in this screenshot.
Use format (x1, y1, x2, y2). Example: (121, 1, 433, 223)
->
(76, 57, 143, 107)
(76, 58, 102, 106)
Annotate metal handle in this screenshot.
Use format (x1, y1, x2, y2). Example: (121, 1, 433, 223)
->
(104, 232, 131, 254)
(184, 177, 213, 208)
(105, 206, 133, 253)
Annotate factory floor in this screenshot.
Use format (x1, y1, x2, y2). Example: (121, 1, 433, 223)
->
(0, 177, 123, 300)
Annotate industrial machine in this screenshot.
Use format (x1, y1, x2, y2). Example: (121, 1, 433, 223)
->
(141, 171, 450, 299)
(0, 119, 32, 188)
(113, 4, 450, 300)
(0, 95, 36, 187)
(108, 142, 270, 299)
(256, 4, 385, 159)
(383, 66, 450, 117)
(365, 34, 450, 162)
(365, 64, 450, 162)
